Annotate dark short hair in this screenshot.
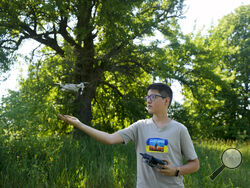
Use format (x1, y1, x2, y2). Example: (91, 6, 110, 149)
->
(147, 83, 173, 107)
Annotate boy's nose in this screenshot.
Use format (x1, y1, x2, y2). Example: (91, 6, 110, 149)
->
(147, 99, 152, 104)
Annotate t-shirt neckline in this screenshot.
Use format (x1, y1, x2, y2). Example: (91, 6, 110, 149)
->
(151, 118, 172, 130)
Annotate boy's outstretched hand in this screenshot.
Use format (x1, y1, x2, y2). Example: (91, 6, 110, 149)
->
(58, 114, 82, 128)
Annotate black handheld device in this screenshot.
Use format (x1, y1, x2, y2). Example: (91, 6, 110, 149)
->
(140, 153, 167, 169)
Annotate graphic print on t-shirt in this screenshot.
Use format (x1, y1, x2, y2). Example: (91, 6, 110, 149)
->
(146, 138, 168, 153)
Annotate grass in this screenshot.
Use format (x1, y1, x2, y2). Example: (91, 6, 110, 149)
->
(0, 134, 249, 188)
(184, 140, 249, 188)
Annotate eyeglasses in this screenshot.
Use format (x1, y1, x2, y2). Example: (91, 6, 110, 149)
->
(145, 94, 166, 102)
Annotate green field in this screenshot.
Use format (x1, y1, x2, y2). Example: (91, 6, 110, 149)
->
(0, 135, 249, 188)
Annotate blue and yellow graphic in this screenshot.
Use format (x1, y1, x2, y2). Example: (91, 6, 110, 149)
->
(146, 138, 168, 153)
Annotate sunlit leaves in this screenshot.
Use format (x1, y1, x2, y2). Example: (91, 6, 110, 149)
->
(1, 0, 187, 133)
(155, 5, 249, 140)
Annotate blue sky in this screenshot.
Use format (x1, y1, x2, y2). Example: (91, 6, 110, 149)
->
(0, 0, 249, 102)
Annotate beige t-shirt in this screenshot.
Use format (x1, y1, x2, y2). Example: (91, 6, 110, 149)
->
(118, 118, 198, 188)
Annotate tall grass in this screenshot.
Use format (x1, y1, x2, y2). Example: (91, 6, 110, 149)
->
(0, 135, 137, 188)
(184, 140, 249, 188)
(0, 134, 249, 187)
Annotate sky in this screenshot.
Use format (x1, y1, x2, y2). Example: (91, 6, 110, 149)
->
(179, 0, 249, 34)
(0, 0, 249, 103)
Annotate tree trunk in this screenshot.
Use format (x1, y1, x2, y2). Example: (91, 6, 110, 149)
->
(75, 82, 97, 124)
(72, 81, 98, 136)
(71, 12, 100, 134)
(72, 46, 101, 136)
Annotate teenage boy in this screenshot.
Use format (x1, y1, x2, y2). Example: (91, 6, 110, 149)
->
(58, 83, 199, 188)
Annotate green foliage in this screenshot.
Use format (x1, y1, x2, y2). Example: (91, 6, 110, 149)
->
(0, 48, 75, 136)
(0, 48, 12, 73)
(168, 102, 198, 139)
(156, 5, 250, 140)
(0, 43, 151, 135)
(185, 5, 250, 140)
(92, 69, 151, 132)
(0, 0, 185, 124)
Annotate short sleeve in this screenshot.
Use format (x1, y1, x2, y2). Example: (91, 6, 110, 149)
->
(117, 120, 142, 144)
(180, 127, 198, 161)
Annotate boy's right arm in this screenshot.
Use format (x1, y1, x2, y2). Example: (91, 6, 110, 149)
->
(58, 114, 124, 145)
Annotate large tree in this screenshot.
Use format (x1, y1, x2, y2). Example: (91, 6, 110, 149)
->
(0, 0, 184, 124)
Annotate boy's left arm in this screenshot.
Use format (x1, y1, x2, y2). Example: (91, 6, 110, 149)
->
(158, 158, 200, 176)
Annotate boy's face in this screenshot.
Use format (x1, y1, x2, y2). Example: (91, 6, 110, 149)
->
(146, 89, 169, 115)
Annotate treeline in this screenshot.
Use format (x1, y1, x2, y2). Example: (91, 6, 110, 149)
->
(0, 1, 249, 141)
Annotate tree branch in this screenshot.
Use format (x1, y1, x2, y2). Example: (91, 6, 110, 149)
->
(20, 23, 65, 56)
(58, 16, 81, 49)
(0, 36, 26, 51)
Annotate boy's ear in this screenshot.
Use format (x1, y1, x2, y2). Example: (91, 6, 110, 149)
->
(165, 97, 170, 106)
